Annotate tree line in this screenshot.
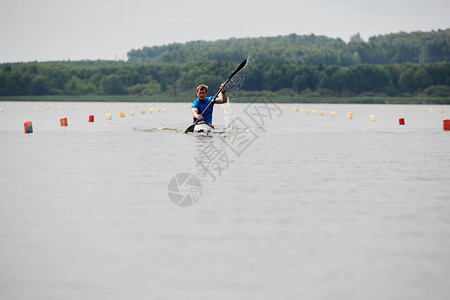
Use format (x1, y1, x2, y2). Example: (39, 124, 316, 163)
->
(1, 29, 450, 99)
(1, 60, 450, 98)
(128, 29, 450, 65)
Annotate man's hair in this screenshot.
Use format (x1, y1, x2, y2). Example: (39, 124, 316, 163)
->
(196, 84, 208, 93)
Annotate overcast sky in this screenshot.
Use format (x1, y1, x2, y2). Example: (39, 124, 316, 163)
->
(0, 0, 449, 63)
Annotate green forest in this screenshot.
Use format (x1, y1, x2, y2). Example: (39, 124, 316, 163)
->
(1, 29, 450, 102)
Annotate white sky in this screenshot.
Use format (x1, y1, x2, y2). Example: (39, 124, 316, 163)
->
(0, 0, 449, 63)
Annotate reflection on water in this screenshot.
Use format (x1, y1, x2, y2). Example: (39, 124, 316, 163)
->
(0, 102, 450, 300)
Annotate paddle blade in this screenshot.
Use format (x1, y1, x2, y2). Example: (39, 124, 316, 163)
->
(184, 124, 195, 134)
(228, 59, 247, 81)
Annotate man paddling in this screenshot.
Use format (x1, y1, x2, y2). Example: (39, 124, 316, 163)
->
(190, 83, 227, 127)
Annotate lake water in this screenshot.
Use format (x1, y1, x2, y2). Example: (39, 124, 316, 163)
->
(1, 100, 450, 299)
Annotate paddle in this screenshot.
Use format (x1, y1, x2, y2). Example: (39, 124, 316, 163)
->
(184, 59, 247, 133)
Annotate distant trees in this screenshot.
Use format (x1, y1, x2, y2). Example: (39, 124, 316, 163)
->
(128, 29, 450, 65)
(1, 60, 449, 97)
(1, 29, 450, 98)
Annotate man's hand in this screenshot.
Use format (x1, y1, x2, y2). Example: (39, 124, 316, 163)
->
(195, 114, 203, 120)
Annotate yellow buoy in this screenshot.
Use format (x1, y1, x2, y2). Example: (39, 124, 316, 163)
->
(320, 110, 325, 116)
(295, 108, 299, 112)
(441, 109, 444, 113)
(157, 108, 160, 112)
(120, 111, 125, 118)
(348, 112, 353, 119)
(141, 109, 146, 115)
(306, 109, 310, 114)
(46, 106, 50, 110)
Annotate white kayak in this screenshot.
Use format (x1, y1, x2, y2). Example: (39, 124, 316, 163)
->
(194, 123, 214, 134)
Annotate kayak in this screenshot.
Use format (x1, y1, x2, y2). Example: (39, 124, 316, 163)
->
(194, 123, 214, 134)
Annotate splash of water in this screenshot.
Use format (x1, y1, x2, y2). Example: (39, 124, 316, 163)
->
(219, 56, 251, 131)
(219, 93, 233, 131)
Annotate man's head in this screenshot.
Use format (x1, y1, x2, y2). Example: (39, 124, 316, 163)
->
(196, 84, 208, 100)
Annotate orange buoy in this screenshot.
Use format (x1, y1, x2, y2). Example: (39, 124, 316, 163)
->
(399, 118, 405, 125)
(60, 118, 68, 126)
(443, 119, 450, 131)
(348, 112, 353, 119)
(141, 109, 146, 115)
(24, 121, 33, 133)
(89, 115, 94, 122)
(120, 111, 125, 118)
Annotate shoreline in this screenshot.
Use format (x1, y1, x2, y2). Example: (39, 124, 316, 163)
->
(1, 95, 450, 104)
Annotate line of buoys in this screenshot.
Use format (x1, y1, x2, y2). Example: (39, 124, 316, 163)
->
(24, 121, 33, 134)
(60, 118, 68, 126)
(399, 118, 405, 125)
(444, 119, 450, 131)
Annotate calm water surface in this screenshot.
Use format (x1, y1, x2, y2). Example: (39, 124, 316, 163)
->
(1, 101, 450, 299)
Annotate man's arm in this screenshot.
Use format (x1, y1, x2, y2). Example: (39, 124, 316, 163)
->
(215, 84, 228, 104)
(191, 108, 203, 120)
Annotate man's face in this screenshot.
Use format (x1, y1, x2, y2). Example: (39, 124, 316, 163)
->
(197, 89, 207, 100)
